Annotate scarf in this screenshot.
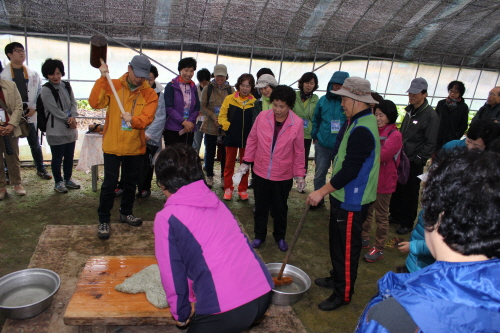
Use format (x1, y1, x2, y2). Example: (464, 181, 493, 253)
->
(445, 97, 460, 110)
(300, 90, 313, 102)
(178, 75, 193, 85)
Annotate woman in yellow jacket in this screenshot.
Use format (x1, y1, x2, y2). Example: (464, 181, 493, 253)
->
(218, 74, 255, 201)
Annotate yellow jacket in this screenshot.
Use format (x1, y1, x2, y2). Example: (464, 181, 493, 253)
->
(89, 73, 158, 156)
(218, 92, 255, 148)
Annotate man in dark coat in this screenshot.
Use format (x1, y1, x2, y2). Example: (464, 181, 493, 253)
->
(389, 77, 439, 235)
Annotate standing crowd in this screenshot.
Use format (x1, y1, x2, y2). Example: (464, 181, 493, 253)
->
(1, 41, 499, 332)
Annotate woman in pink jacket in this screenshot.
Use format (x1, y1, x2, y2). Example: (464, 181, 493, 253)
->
(237, 85, 306, 252)
(362, 100, 403, 262)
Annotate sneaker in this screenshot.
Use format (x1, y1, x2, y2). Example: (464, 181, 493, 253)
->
(140, 190, 151, 198)
(115, 188, 124, 197)
(119, 213, 143, 227)
(65, 179, 81, 189)
(318, 295, 349, 311)
(364, 247, 384, 263)
(54, 181, 68, 193)
(251, 239, 263, 248)
(238, 191, 249, 200)
(223, 188, 232, 200)
(37, 169, 52, 180)
(98, 223, 110, 240)
(13, 185, 26, 196)
(314, 276, 335, 290)
(206, 176, 214, 188)
(0, 188, 6, 200)
(278, 239, 288, 252)
(396, 225, 413, 235)
(362, 239, 370, 249)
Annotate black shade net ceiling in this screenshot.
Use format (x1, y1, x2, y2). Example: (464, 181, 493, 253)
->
(1, 0, 500, 70)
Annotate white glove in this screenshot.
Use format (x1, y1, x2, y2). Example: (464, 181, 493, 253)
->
(232, 163, 250, 185)
(296, 177, 306, 193)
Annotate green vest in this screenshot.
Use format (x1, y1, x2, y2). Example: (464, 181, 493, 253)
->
(332, 112, 380, 210)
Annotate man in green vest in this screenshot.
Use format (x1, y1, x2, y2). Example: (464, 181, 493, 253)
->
(307, 77, 380, 311)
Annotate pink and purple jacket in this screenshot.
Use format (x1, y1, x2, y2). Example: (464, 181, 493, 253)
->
(243, 109, 306, 181)
(154, 180, 273, 322)
(377, 124, 403, 194)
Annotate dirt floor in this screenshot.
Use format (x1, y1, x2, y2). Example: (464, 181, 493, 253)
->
(0, 161, 411, 332)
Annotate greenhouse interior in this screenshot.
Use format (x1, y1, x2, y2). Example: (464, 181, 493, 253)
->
(1, 0, 500, 332)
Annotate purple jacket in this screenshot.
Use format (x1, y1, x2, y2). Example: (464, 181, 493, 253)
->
(163, 76, 200, 131)
(154, 180, 273, 322)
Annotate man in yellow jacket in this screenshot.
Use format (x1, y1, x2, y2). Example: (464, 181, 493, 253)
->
(89, 55, 158, 240)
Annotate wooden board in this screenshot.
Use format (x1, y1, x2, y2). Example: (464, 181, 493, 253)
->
(64, 256, 174, 326)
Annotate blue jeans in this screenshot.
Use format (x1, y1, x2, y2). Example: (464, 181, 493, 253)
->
(50, 141, 75, 183)
(26, 123, 46, 171)
(192, 121, 203, 153)
(313, 143, 334, 191)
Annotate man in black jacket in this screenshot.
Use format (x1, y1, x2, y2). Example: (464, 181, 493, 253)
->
(471, 86, 500, 123)
(435, 81, 469, 151)
(389, 77, 439, 235)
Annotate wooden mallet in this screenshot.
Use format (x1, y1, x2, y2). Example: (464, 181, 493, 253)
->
(272, 204, 310, 286)
(90, 35, 131, 127)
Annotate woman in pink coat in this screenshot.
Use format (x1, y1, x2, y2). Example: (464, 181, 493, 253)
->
(236, 85, 306, 252)
(362, 100, 403, 262)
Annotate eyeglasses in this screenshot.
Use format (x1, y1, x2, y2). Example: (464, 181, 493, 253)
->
(448, 90, 460, 95)
(13, 48, 25, 54)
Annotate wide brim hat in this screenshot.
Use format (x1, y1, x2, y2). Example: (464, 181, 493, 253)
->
(332, 77, 378, 104)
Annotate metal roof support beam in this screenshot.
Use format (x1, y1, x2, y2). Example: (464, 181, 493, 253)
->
(339, 44, 346, 70)
(249, 39, 255, 74)
(430, 56, 445, 105)
(312, 40, 319, 71)
(457, 56, 465, 80)
(471, 61, 485, 107)
(216, 32, 221, 64)
(364, 52, 371, 79)
(383, 50, 397, 97)
(278, 40, 286, 84)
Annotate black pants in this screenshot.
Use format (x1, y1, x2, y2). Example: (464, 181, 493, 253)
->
(139, 144, 159, 192)
(253, 174, 293, 242)
(27, 123, 45, 171)
(188, 291, 272, 333)
(304, 138, 312, 173)
(98, 153, 141, 223)
(328, 201, 369, 302)
(163, 129, 194, 147)
(389, 161, 424, 229)
(204, 134, 225, 177)
(49, 141, 75, 183)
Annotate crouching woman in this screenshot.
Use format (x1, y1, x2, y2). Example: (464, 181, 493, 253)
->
(154, 144, 273, 332)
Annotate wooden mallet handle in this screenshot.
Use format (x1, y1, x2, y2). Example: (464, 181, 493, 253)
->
(100, 59, 131, 128)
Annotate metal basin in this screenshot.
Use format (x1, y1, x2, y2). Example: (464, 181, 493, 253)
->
(0, 268, 60, 320)
(265, 263, 311, 306)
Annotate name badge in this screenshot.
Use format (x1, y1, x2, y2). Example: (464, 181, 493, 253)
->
(0, 109, 5, 123)
(214, 106, 221, 116)
(121, 119, 132, 131)
(303, 119, 309, 128)
(183, 108, 189, 120)
(331, 120, 340, 133)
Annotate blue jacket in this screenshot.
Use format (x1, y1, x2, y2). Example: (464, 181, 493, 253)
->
(311, 71, 349, 149)
(405, 210, 435, 272)
(356, 259, 500, 333)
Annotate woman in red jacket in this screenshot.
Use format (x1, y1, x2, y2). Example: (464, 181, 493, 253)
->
(362, 100, 403, 262)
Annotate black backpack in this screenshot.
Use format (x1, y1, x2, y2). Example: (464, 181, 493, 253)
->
(36, 81, 72, 139)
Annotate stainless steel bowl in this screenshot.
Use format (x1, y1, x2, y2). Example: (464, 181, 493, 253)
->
(265, 263, 311, 306)
(0, 268, 60, 320)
